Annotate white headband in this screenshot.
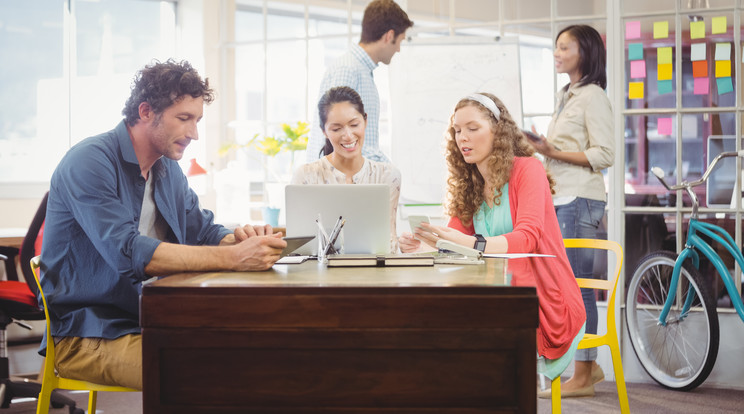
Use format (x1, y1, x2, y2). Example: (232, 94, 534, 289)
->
(464, 93, 501, 121)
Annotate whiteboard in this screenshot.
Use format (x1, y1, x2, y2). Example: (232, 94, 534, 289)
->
(388, 38, 523, 204)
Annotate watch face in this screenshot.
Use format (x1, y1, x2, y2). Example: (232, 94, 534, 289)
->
(474, 234, 486, 252)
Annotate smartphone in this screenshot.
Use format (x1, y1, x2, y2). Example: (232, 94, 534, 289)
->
(408, 215, 430, 233)
(522, 129, 542, 143)
(280, 235, 315, 258)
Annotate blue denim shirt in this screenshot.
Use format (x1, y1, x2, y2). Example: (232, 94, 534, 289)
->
(40, 120, 231, 349)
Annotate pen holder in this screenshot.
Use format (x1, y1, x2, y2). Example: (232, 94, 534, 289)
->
(317, 227, 344, 263)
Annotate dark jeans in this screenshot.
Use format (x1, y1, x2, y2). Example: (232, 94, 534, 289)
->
(555, 197, 606, 362)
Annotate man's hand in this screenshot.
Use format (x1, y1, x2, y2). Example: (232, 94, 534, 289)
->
(234, 224, 278, 243)
(231, 233, 287, 271)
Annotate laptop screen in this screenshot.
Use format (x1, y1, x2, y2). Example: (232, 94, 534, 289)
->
(285, 184, 391, 255)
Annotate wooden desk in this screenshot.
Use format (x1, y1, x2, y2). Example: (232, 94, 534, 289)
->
(141, 259, 538, 413)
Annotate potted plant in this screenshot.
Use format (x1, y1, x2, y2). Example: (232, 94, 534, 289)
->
(219, 121, 309, 226)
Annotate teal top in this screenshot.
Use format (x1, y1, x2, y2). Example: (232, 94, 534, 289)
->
(473, 183, 513, 237)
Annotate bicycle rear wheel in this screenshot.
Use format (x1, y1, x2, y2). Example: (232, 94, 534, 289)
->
(625, 251, 719, 391)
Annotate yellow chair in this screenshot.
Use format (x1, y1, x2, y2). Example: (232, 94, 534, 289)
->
(549, 239, 630, 414)
(30, 256, 138, 414)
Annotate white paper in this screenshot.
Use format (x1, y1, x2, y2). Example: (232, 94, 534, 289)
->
(715, 43, 731, 61)
(482, 253, 556, 258)
(276, 255, 310, 264)
(691, 43, 706, 61)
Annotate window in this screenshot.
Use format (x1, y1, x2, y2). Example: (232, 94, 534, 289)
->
(0, 0, 176, 195)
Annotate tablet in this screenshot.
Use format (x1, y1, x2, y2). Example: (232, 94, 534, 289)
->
(280, 236, 315, 258)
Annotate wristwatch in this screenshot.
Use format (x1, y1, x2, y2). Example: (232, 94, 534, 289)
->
(473, 234, 487, 252)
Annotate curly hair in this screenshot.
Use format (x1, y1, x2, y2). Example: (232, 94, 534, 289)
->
(122, 59, 214, 126)
(444, 93, 555, 226)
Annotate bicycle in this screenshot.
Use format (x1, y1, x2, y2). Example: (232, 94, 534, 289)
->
(625, 149, 744, 391)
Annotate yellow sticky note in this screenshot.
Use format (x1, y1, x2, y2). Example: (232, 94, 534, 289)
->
(712, 16, 727, 34)
(657, 47, 673, 65)
(715, 60, 731, 78)
(654, 21, 669, 39)
(657, 63, 673, 80)
(629, 82, 644, 99)
(690, 21, 705, 39)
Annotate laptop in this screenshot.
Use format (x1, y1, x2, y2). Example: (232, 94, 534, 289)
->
(285, 184, 391, 255)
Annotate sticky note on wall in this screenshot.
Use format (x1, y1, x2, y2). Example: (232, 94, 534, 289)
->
(712, 16, 727, 34)
(657, 63, 673, 80)
(690, 21, 705, 39)
(628, 43, 644, 60)
(694, 77, 709, 95)
(657, 47, 673, 64)
(657, 79, 673, 95)
(715, 43, 731, 61)
(692, 60, 708, 78)
(629, 82, 644, 99)
(715, 60, 731, 78)
(717, 77, 733, 94)
(630, 60, 646, 78)
(626, 21, 641, 39)
(691, 43, 706, 61)
(658, 117, 672, 136)
(653, 21, 669, 39)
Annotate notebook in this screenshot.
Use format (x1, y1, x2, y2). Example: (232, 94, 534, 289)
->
(285, 184, 391, 255)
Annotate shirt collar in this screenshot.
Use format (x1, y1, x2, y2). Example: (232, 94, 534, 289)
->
(115, 119, 167, 179)
(350, 43, 378, 72)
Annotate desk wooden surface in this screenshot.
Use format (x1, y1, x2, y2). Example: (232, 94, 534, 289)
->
(141, 259, 539, 414)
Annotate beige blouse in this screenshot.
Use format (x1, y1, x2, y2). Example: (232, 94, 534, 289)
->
(291, 156, 401, 253)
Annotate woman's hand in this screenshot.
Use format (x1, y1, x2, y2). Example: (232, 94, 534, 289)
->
(398, 232, 422, 253)
(414, 223, 475, 250)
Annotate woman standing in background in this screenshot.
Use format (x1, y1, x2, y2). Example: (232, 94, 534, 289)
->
(529, 24, 615, 399)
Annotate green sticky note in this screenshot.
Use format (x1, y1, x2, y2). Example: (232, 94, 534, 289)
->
(712, 16, 727, 34)
(657, 47, 673, 64)
(653, 21, 669, 39)
(657, 79, 673, 95)
(628, 43, 644, 60)
(717, 77, 733, 94)
(690, 21, 705, 39)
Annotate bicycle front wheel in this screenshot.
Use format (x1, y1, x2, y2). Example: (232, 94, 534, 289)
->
(625, 251, 719, 391)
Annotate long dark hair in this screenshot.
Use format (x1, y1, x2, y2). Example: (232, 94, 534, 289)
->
(317, 86, 367, 157)
(557, 24, 607, 89)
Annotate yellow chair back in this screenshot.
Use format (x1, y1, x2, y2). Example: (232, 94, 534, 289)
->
(548, 239, 630, 414)
(30, 256, 138, 414)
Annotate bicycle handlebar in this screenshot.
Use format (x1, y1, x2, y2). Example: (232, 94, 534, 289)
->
(653, 150, 744, 192)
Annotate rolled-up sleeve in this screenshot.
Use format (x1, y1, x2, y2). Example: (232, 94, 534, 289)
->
(583, 91, 614, 172)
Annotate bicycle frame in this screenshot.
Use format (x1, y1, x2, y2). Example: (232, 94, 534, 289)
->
(655, 150, 744, 325)
(661, 219, 744, 325)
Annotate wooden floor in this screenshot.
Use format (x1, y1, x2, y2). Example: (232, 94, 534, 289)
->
(3, 380, 744, 414)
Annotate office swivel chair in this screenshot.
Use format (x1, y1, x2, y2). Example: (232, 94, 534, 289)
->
(0, 192, 81, 413)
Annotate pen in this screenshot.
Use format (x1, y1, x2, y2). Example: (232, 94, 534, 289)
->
(315, 217, 330, 249)
(324, 216, 344, 256)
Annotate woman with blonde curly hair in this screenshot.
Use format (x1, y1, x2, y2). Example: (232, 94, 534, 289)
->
(398, 92, 586, 380)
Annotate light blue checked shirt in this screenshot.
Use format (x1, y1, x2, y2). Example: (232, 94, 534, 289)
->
(307, 43, 389, 163)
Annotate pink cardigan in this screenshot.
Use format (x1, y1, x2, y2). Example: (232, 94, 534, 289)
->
(448, 156, 586, 359)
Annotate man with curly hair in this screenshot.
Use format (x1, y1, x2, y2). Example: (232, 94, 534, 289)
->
(40, 59, 286, 390)
(306, 0, 413, 162)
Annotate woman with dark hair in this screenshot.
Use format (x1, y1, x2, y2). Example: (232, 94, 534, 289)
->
(527, 24, 615, 398)
(291, 86, 401, 253)
(398, 92, 586, 383)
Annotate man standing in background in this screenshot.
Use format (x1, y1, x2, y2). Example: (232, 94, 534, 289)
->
(306, 0, 413, 162)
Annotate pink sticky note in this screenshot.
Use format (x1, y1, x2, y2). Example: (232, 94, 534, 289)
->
(658, 118, 672, 135)
(626, 21, 641, 39)
(630, 60, 646, 78)
(694, 77, 709, 95)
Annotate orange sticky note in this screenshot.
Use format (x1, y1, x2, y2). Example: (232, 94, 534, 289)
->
(715, 60, 731, 78)
(657, 63, 673, 80)
(629, 82, 644, 99)
(690, 21, 705, 39)
(692, 60, 708, 78)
